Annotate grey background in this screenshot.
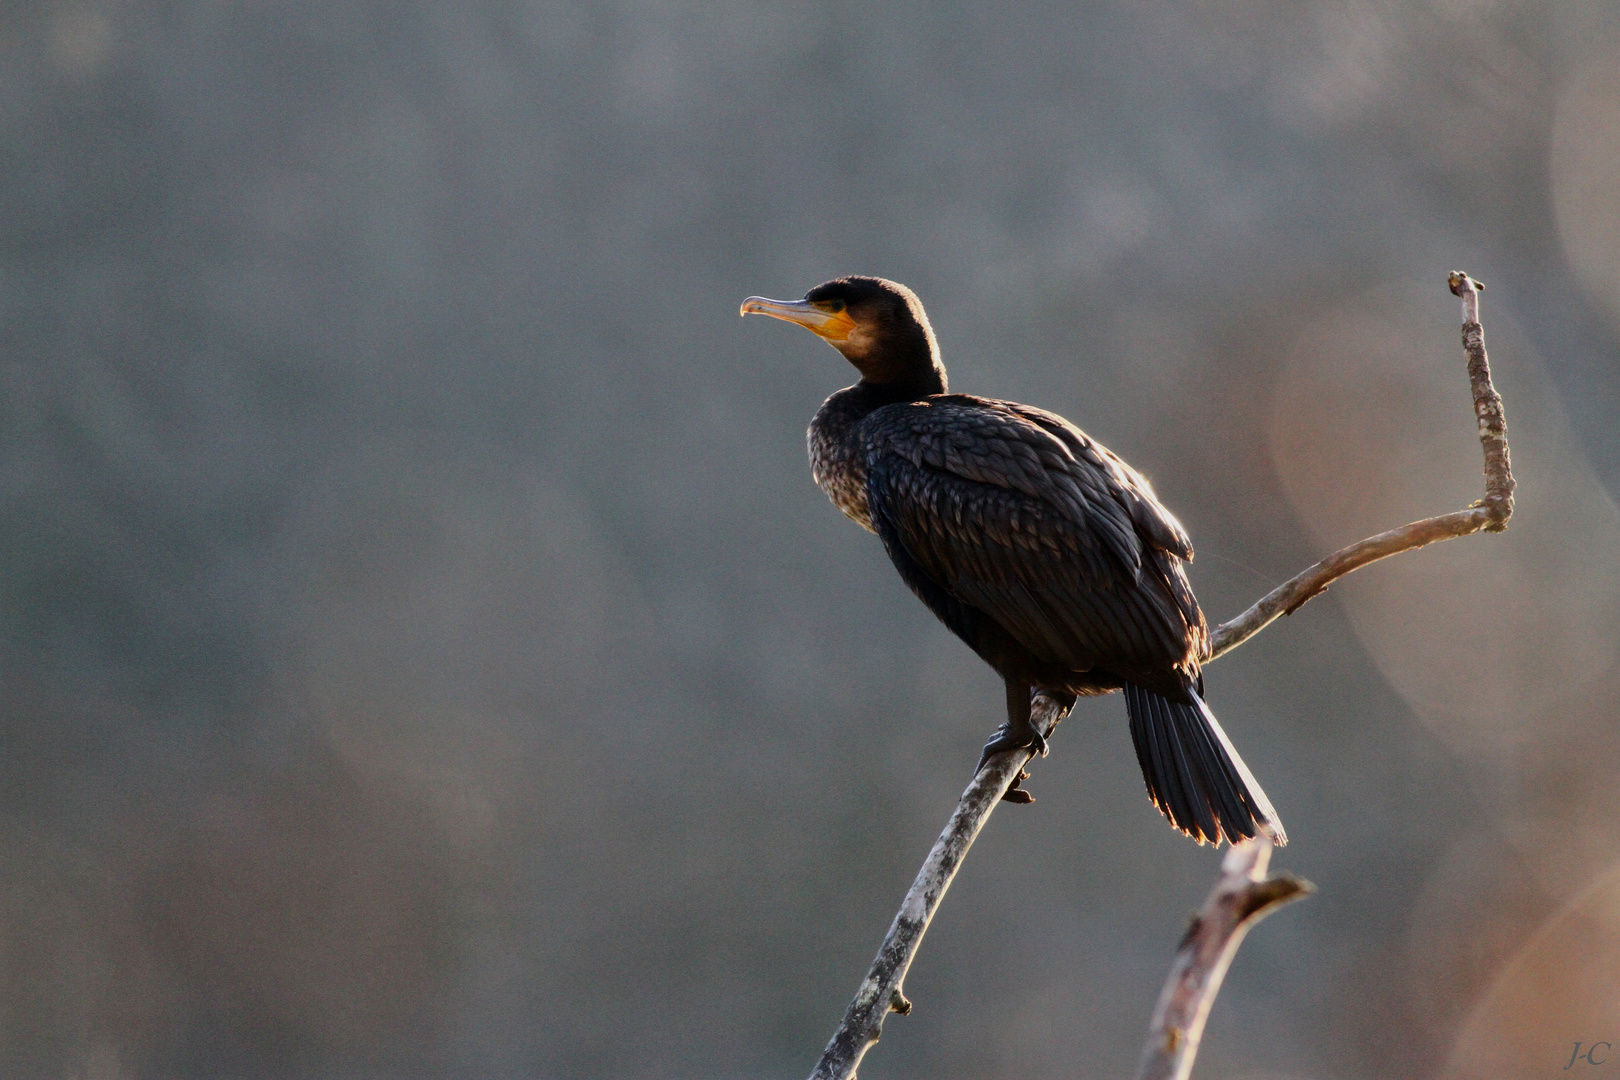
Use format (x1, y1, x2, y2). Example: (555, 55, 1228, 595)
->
(4, 2, 1620, 1078)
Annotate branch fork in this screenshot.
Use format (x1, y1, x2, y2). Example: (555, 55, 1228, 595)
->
(1136, 839, 1312, 1080)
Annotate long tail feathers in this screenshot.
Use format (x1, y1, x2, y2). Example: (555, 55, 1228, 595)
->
(1123, 683, 1286, 847)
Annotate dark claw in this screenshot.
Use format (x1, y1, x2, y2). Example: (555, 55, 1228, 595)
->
(976, 723, 1050, 772)
(1002, 769, 1035, 804)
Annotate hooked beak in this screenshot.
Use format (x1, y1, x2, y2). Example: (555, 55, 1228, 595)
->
(739, 296, 856, 345)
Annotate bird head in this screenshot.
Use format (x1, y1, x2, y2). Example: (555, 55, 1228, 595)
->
(741, 276, 945, 392)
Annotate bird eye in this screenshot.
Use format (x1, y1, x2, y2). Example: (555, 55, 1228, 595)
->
(821, 299, 846, 314)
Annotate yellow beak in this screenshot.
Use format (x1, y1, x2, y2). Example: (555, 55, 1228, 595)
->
(739, 296, 856, 344)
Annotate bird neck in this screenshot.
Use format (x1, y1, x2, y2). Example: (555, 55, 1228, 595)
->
(851, 366, 947, 409)
(812, 372, 948, 468)
(820, 376, 939, 433)
(844, 321, 947, 394)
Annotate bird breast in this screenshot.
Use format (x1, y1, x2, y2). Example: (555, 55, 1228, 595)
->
(808, 392, 876, 533)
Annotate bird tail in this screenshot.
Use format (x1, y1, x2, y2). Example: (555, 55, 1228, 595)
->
(1122, 683, 1286, 847)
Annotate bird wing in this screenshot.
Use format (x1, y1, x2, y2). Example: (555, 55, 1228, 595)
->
(1001, 401, 1194, 562)
(862, 396, 1203, 672)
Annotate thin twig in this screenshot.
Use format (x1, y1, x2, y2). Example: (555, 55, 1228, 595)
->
(1135, 839, 1313, 1080)
(1206, 507, 1487, 660)
(806, 272, 1512, 1080)
(1207, 271, 1512, 660)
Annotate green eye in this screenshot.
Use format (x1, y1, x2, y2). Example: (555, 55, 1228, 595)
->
(822, 299, 846, 313)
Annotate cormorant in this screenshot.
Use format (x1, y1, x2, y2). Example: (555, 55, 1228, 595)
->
(741, 276, 1284, 847)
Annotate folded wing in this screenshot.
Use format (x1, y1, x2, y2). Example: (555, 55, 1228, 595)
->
(862, 396, 1206, 680)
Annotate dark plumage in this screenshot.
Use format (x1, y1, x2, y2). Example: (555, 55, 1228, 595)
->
(741, 276, 1284, 846)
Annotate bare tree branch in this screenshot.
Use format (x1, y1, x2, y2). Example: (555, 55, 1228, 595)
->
(805, 272, 1512, 1080)
(1135, 839, 1313, 1080)
(1207, 271, 1513, 659)
(808, 690, 1071, 1080)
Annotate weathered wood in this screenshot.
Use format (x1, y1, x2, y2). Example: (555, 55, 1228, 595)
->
(1135, 839, 1312, 1080)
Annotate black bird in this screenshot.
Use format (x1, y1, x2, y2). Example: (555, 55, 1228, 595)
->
(741, 276, 1284, 846)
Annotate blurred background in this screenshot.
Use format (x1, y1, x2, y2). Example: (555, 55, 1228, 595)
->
(2, 1, 1619, 1077)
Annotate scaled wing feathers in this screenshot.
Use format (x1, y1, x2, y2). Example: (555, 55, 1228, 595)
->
(863, 397, 1205, 675)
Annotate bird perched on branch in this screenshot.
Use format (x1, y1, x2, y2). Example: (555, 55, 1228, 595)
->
(741, 276, 1284, 846)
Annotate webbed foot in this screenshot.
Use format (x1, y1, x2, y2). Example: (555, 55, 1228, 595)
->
(1002, 768, 1035, 804)
(982, 679, 1047, 803)
(976, 722, 1049, 772)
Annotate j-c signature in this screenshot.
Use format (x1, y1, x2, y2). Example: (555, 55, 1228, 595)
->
(1569, 1043, 1614, 1069)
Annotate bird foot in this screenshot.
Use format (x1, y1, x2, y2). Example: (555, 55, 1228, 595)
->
(976, 723, 1049, 772)
(1002, 769, 1035, 804)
